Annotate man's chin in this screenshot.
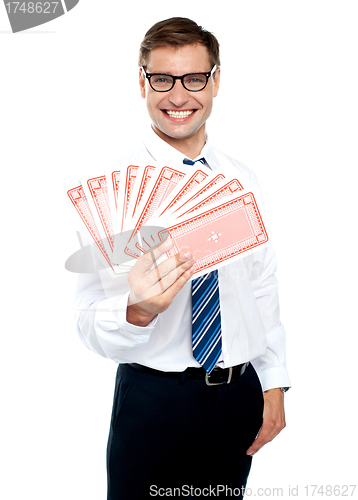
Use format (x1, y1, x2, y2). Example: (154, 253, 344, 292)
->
(152, 124, 202, 143)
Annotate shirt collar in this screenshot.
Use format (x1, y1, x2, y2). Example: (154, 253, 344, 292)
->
(143, 127, 218, 171)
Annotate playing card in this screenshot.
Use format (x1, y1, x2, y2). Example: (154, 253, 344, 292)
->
(112, 163, 162, 266)
(81, 172, 114, 259)
(174, 177, 244, 219)
(114, 163, 140, 236)
(105, 164, 121, 229)
(165, 159, 247, 219)
(151, 167, 209, 219)
(102, 164, 140, 273)
(123, 164, 158, 230)
(123, 165, 188, 259)
(66, 183, 117, 276)
(166, 171, 226, 217)
(151, 190, 269, 279)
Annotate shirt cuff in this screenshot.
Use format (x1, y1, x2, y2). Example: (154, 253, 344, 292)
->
(97, 291, 159, 334)
(254, 366, 291, 393)
(92, 292, 158, 361)
(250, 323, 291, 392)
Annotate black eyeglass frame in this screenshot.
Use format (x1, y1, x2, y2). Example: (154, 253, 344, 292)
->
(141, 65, 218, 92)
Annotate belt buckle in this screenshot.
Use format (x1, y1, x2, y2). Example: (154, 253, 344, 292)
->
(205, 366, 233, 386)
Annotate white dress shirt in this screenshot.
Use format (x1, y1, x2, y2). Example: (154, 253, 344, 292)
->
(75, 128, 291, 392)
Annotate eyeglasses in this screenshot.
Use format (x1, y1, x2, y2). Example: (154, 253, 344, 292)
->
(142, 65, 218, 92)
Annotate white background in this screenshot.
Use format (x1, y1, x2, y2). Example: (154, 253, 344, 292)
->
(1, 1, 357, 498)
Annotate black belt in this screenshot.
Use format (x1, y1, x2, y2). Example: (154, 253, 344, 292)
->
(128, 362, 249, 386)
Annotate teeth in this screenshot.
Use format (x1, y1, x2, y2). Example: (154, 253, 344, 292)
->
(166, 110, 194, 118)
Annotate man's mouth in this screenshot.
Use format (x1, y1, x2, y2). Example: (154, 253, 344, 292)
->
(163, 110, 196, 118)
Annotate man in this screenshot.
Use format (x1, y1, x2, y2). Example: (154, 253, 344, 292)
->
(75, 17, 290, 499)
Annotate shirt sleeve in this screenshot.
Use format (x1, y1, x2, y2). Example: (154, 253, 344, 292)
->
(249, 245, 291, 392)
(246, 170, 291, 392)
(74, 245, 156, 361)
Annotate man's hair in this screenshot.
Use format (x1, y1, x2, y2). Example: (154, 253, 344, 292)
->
(139, 17, 220, 68)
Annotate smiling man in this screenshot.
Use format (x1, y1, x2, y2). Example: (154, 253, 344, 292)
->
(75, 17, 290, 499)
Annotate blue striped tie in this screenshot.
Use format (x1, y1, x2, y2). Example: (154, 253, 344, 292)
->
(182, 157, 222, 373)
(192, 270, 222, 373)
(183, 157, 206, 165)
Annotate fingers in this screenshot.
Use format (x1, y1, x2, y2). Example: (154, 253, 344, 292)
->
(246, 389, 286, 456)
(129, 238, 195, 289)
(148, 249, 194, 288)
(129, 251, 195, 304)
(246, 417, 285, 456)
(149, 254, 195, 298)
(130, 237, 174, 279)
(127, 255, 195, 323)
(246, 423, 270, 456)
(127, 238, 196, 321)
(126, 252, 195, 326)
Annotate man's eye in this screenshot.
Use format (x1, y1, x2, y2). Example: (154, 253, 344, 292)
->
(152, 76, 172, 84)
(185, 75, 206, 84)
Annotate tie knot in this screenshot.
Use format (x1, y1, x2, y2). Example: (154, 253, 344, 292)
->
(183, 157, 206, 166)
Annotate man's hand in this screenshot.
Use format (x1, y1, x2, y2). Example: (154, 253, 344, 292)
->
(246, 388, 286, 456)
(126, 238, 195, 326)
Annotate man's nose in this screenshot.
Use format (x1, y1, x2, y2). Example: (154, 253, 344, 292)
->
(168, 80, 190, 107)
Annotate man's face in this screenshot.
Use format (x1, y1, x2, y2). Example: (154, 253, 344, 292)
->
(139, 44, 220, 150)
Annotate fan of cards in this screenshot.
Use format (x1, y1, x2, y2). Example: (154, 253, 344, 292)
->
(66, 161, 269, 278)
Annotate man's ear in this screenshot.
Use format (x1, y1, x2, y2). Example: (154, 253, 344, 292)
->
(139, 68, 146, 98)
(213, 67, 221, 98)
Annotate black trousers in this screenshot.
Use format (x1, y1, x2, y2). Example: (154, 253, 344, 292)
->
(107, 363, 263, 499)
